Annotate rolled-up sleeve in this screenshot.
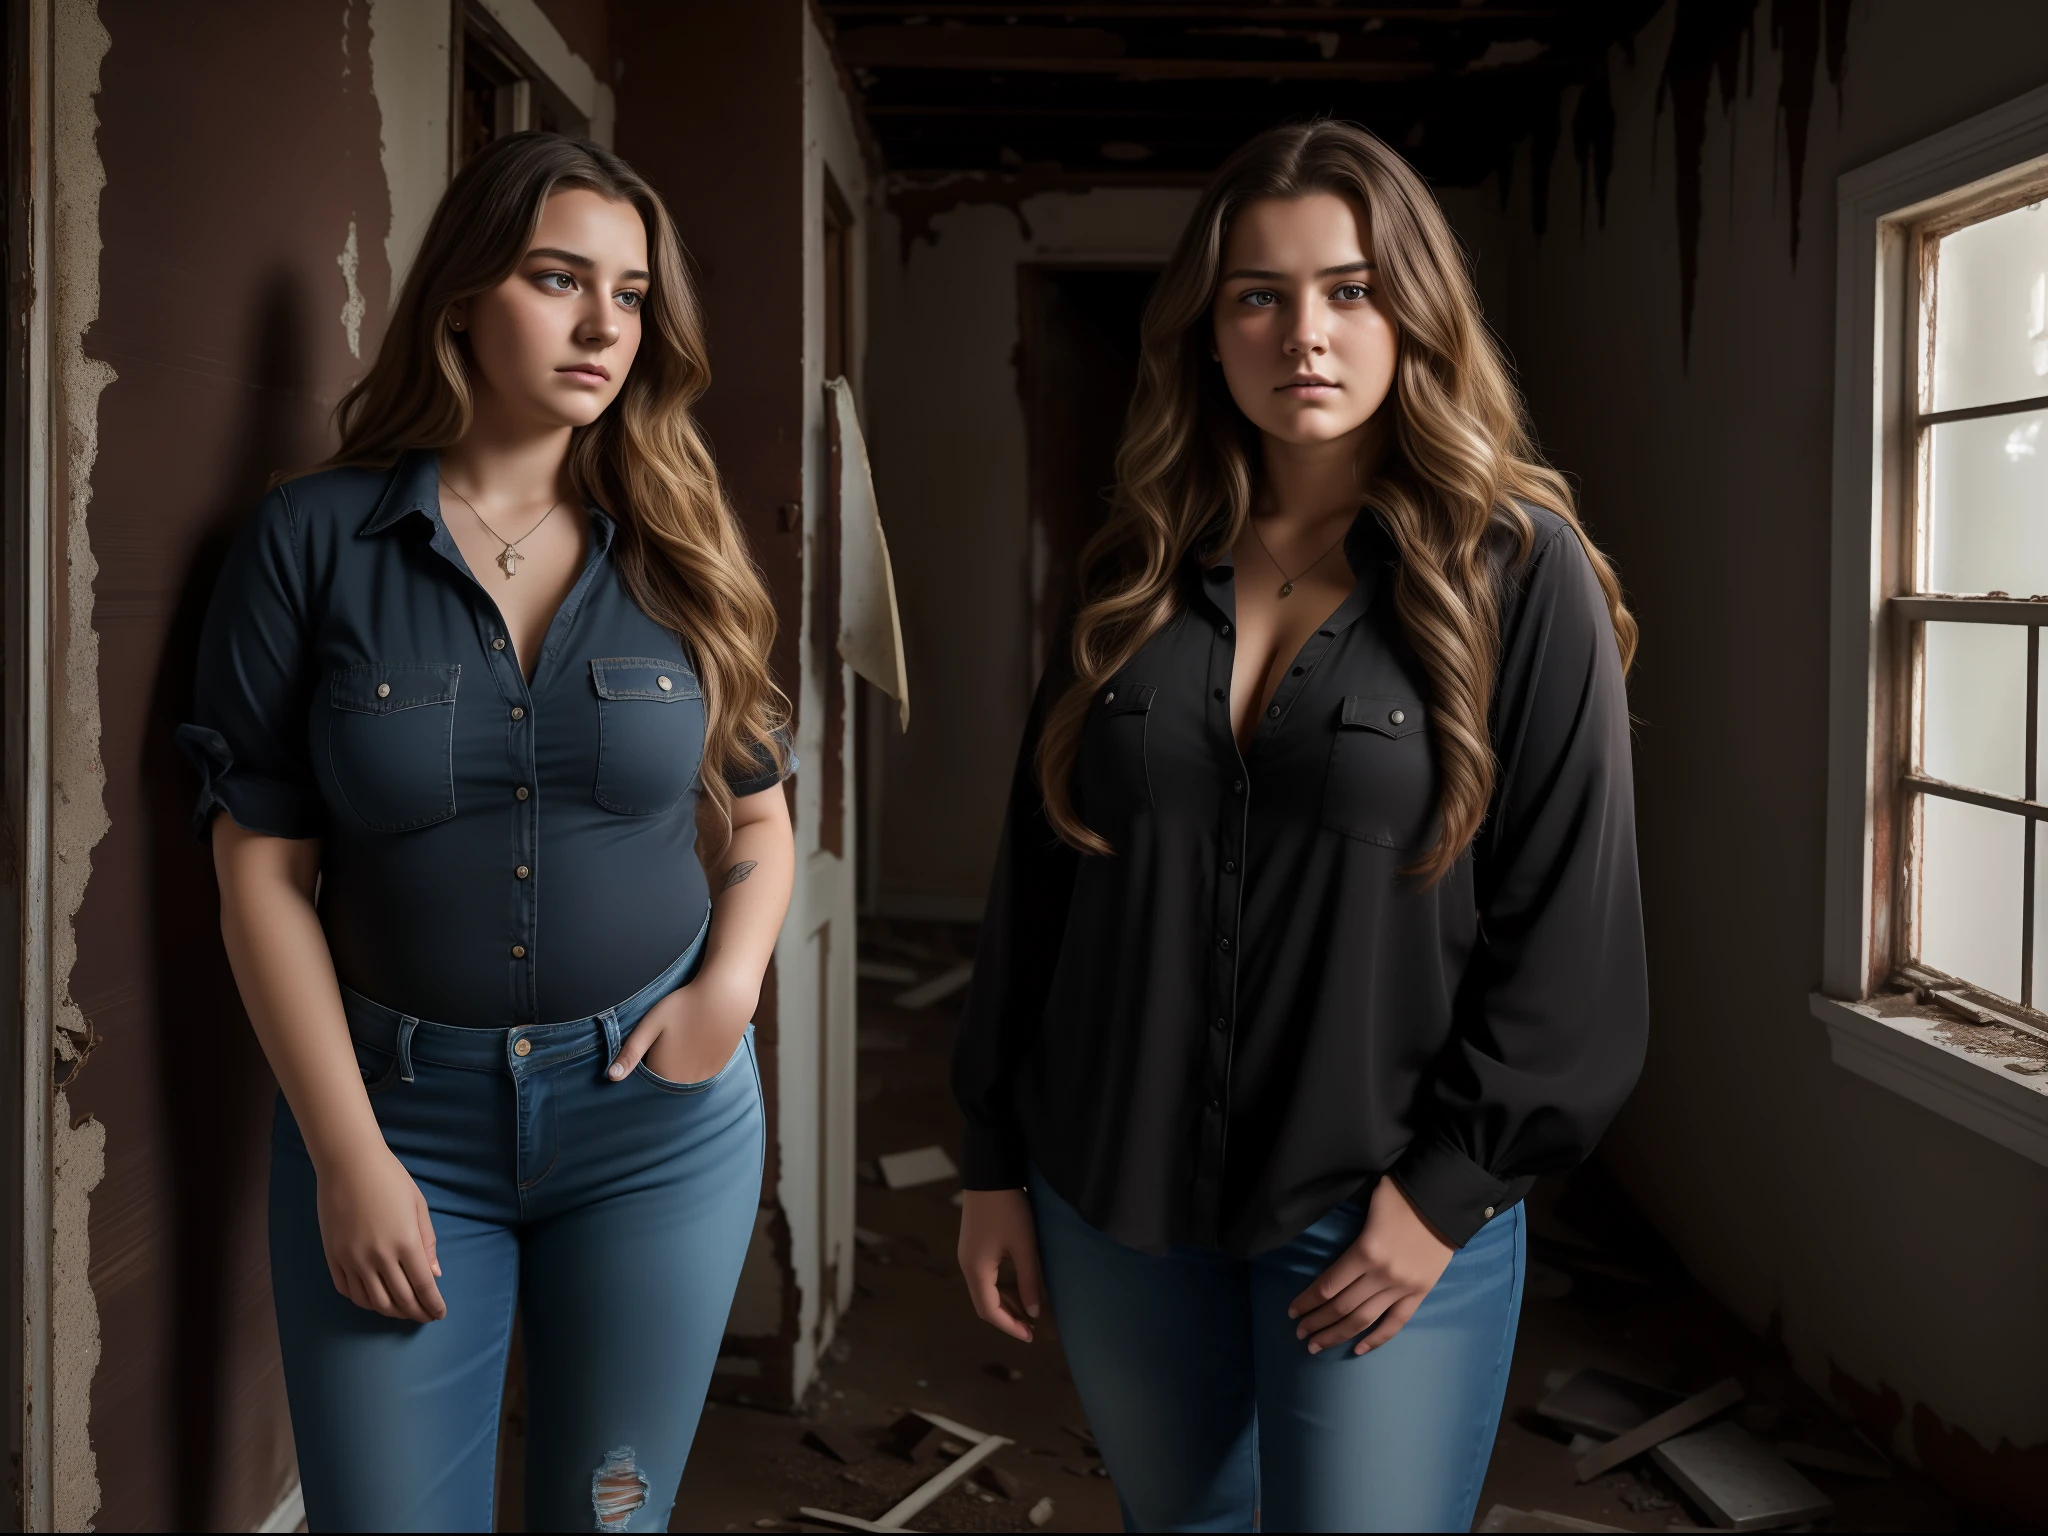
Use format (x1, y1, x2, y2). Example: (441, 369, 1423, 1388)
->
(1391, 526, 1647, 1245)
(175, 486, 323, 841)
(726, 728, 797, 798)
(952, 662, 1080, 1189)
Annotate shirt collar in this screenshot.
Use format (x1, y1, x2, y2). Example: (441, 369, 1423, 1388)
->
(357, 448, 616, 551)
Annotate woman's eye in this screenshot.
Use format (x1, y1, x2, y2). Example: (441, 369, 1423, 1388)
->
(538, 272, 576, 292)
(1239, 289, 1277, 308)
(615, 290, 644, 310)
(1333, 282, 1371, 301)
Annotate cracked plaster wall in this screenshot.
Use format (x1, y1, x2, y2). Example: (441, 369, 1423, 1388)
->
(49, 0, 113, 1525)
(1460, 0, 2048, 1521)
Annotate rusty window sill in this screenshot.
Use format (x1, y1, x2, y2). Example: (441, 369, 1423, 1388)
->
(1810, 992, 2048, 1168)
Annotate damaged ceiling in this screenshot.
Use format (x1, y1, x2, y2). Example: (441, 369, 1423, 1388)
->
(815, 0, 1667, 187)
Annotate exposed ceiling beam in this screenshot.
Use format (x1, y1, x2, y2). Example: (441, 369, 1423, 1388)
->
(823, 5, 1570, 20)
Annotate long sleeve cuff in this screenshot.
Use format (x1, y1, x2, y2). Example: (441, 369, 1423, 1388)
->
(1390, 1132, 1531, 1247)
(959, 1118, 1029, 1190)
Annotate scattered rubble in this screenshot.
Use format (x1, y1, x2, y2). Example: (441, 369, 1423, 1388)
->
(1652, 1420, 1832, 1530)
(877, 1145, 957, 1190)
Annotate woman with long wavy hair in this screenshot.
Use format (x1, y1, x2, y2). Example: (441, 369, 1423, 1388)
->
(953, 120, 1647, 1531)
(177, 132, 791, 1532)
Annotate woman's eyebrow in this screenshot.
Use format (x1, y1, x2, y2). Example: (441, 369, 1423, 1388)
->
(525, 246, 652, 283)
(1221, 259, 1376, 281)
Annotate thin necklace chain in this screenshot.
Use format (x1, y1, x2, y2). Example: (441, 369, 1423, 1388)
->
(1246, 512, 1352, 598)
(439, 477, 562, 578)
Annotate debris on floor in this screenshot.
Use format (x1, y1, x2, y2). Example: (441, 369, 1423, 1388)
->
(1654, 1419, 1833, 1530)
(1574, 1377, 1745, 1481)
(1537, 1367, 1685, 1440)
(1773, 1439, 1892, 1480)
(892, 961, 975, 1011)
(878, 1145, 957, 1190)
(801, 1411, 1013, 1533)
(1476, 1505, 1627, 1532)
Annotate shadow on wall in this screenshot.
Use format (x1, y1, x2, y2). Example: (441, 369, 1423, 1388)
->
(142, 271, 315, 1528)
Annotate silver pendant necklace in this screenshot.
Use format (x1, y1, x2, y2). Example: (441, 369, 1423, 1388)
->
(1246, 515, 1351, 599)
(440, 477, 562, 578)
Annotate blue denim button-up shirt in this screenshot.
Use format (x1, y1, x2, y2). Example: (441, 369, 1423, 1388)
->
(178, 451, 787, 1028)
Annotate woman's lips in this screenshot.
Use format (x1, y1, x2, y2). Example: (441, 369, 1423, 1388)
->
(1280, 378, 1339, 395)
(558, 364, 610, 383)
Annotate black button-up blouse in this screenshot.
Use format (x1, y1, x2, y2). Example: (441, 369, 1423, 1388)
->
(177, 452, 787, 1029)
(952, 505, 1646, 1254)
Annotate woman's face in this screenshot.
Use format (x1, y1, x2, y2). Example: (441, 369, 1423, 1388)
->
(452, 187, 650, 431)
(1211, 192, 1398, 449)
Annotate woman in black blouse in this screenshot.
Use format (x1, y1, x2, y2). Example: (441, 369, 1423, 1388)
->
(954, 122, 1646, 1531)
(179, 135, 791, 1531)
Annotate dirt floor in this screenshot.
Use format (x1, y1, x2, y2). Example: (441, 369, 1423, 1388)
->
(670, 921, 1964, 1533)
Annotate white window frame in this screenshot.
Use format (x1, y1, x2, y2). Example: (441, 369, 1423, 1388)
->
(1815, 82, 2048, 1168)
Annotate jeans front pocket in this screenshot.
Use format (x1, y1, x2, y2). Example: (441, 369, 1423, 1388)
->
(1321, 694, 1435, 850)
(352, 1038, 401, 1097)
(635, 1023, 755, 1095)
(326, 663, 460, 832)
(591, 657, 705, 816)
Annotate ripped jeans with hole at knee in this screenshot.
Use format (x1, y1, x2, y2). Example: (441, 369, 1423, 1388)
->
(269, 918, 765, 1533)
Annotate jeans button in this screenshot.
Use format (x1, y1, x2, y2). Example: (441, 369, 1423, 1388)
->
(513, 1037, 532, 1058)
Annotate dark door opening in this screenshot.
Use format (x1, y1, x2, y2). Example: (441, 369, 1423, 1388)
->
(1018, 265, 1159, 689)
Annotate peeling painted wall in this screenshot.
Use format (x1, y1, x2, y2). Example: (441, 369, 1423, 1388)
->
(52, 0, 391, 1525)
(863, 186, 1199, 917)
(1463, 0, 2048, 1521)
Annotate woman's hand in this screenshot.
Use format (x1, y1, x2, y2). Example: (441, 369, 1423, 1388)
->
(608, 969, 753, 1085)
(315, 1140, 446, 1323)
(957, 1188, 1046, 1343)
(1288, 1175, 1454, 1355)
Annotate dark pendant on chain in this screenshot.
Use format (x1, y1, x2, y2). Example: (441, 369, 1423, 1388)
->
(1278, 581, 1293, 598)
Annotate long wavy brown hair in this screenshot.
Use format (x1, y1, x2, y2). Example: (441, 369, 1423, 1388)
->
(296, 131, 786, 837)
(1038, 120, 1635, 880)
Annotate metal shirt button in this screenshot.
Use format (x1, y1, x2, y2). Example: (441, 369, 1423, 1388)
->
(376, 682, 391, 698)
(510, 706, 524, 720)
(1220, 624, 1232, 637)
(1483, 1205, 1495, 1219)
(1219, 936, 1232, 952)
(492, 637, 507, 650)
(511, 944, 526, 958)
(1223, 860, 1237, 873)
(513, 1037, 532, 1057)
(1232, 780, 1243, 794)
(516, 865, 530, 879)
(657, 675, 673, 691)
(1390, 708, 1406, 725)
(1266, 705, 1279, 719)
(1214, 1016, 1227, 1031)
(1105, 690, 1115, 703)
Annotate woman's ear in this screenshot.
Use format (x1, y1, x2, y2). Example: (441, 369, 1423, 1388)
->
(447, 302, 468, 333)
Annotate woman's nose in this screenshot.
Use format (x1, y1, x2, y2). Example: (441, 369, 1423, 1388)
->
(581, 306, 620, 347)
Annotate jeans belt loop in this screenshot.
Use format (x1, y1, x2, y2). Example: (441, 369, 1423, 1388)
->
(601, 1008, 623, 1065)
(396, 1017, 418, 1084)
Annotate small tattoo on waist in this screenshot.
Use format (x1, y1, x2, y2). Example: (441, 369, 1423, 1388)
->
(722, 861, 758, 890)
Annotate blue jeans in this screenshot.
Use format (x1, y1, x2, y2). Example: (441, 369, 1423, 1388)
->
(269, 921, 764, 1533)
(1030, 1170, 1525, 1533)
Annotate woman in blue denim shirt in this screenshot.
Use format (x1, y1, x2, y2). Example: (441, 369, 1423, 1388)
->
(178, 133, 793, 1532)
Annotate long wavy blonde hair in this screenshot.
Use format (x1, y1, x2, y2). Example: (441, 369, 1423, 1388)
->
(1039, 121, 1635, 881)
(296, 131, 786, 838)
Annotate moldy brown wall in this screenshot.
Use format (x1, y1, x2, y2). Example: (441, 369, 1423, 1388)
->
(63, 1, 392, 1528)
(1463, 0, 2048, 1521)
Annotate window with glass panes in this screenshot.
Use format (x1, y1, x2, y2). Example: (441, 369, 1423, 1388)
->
(1900, 196, 2048, 1010)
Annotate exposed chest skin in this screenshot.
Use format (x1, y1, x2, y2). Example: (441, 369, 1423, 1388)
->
(1227, 525, 1360, 752)
(441, 497, 590, 682)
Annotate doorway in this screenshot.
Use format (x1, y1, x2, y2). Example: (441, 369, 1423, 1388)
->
(1018, 264, 1159, 687)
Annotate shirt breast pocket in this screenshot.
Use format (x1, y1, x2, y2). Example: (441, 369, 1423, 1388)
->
(326, 663, 460, 833)
(1320, 694, 1434, 851)
(1079, 682, 1157, 819)
(591, 657, 704, 816)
